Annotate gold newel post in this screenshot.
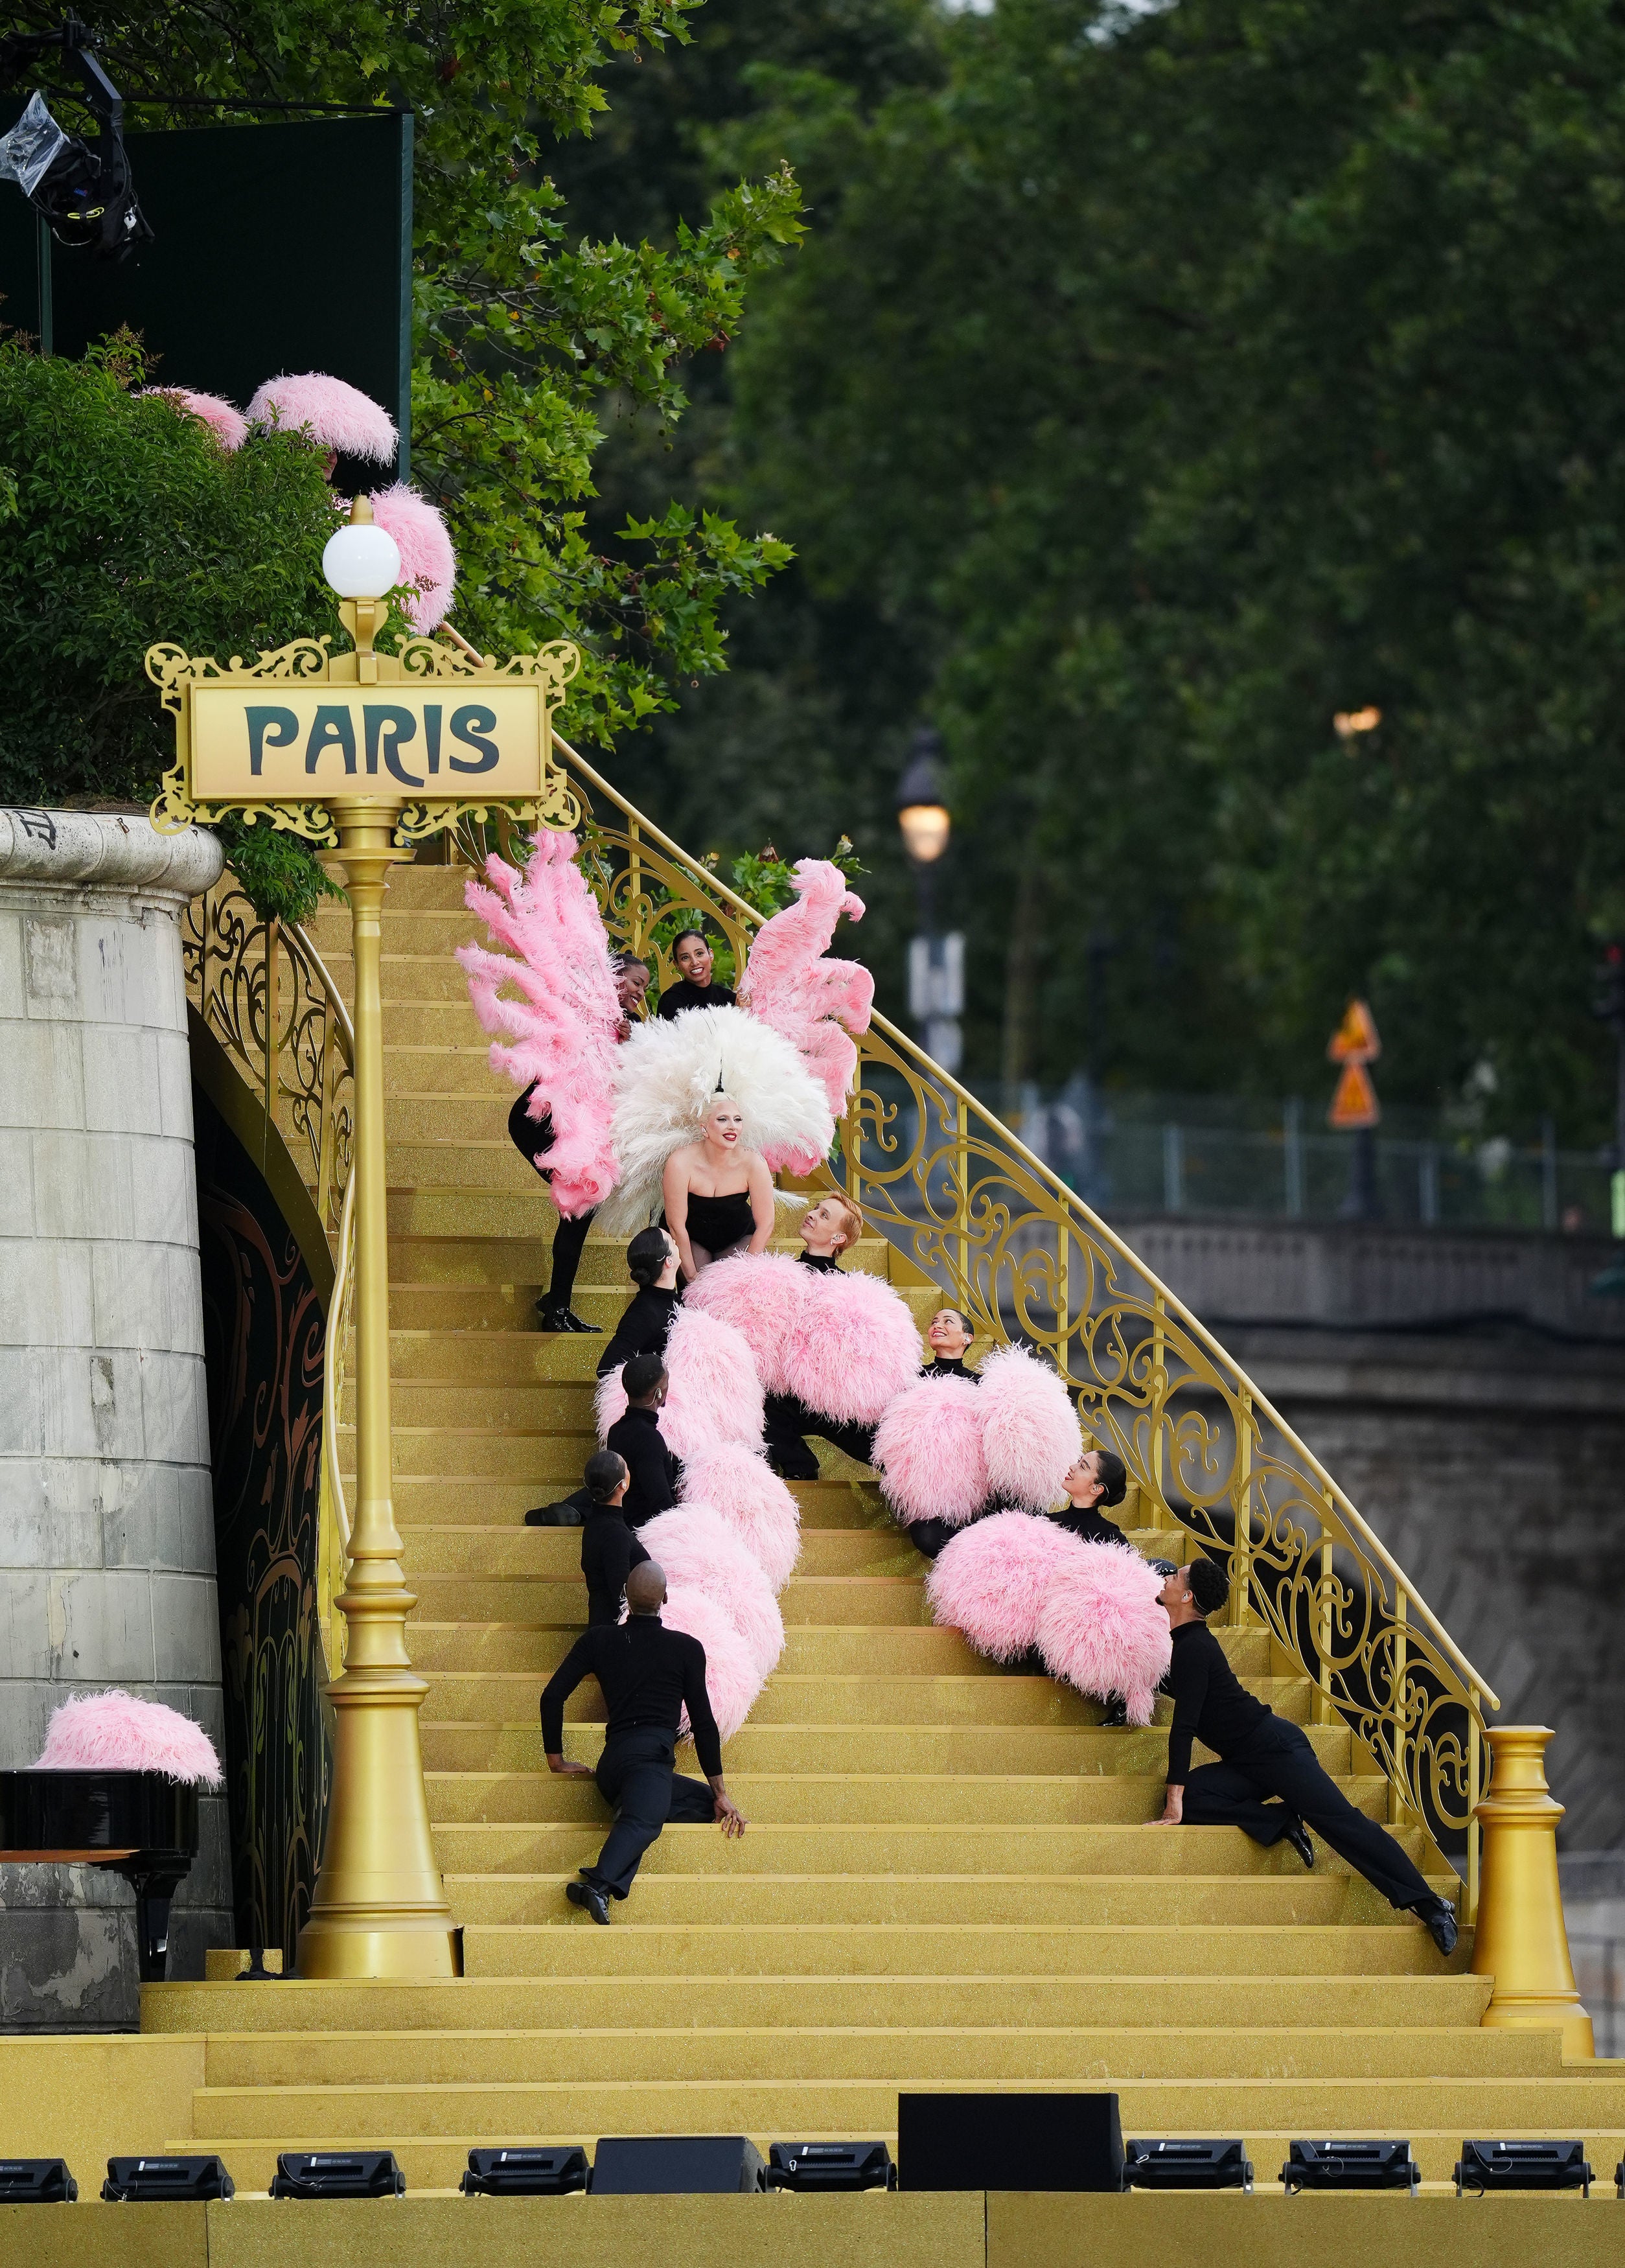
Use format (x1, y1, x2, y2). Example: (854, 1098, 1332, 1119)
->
(147, 498, 581, 1978)
(1471, 1725, 1595, 2059)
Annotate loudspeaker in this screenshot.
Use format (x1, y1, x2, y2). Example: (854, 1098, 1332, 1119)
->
(461, 2147, 590, 2197)
(768, 2142, 895, 2192)
(1282, 2141, 1418, 2195)
(590, 2137, 766, 2195)
(0, 2158, 77, 2203)
(269, 2151, 404, 2199)
(1455, 2141, 1591, 2197)
(897, 2094, 1124, 2193)
(1124, 2139, 1254, 2192)
(102, 2156, 235, 2202)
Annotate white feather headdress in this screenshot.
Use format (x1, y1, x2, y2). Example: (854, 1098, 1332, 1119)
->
(597, 1004, 835, 1235)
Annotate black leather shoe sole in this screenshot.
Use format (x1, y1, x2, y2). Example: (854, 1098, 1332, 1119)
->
(566, 1879, 610, 1925)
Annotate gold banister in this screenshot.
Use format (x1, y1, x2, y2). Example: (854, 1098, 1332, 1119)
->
(463, 735, 1498, 1873)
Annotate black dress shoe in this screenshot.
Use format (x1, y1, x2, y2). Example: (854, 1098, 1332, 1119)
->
(1411, 1894, 1458, 1956)
(524, 1501, 584, 1527)
(1100, 1695, 1129, 1728)
(566, 1877, 610, 1925)
(767, 1442, 821, 1481)
(564, 1310, 602, 1333)
(1281, 1820, 1315, 1869)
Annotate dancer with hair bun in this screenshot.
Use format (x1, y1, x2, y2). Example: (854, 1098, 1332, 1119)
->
(597, 1227, 682, 1377)
(662, 1094, 776, 1280)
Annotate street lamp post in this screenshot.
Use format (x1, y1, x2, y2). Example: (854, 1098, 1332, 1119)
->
(147, 496, 581, 1976)
(897, 726, 962, 1072)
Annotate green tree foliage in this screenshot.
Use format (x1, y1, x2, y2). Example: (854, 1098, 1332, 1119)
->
(710, 0, 1625, 1133)
(3, 0, 803, 745)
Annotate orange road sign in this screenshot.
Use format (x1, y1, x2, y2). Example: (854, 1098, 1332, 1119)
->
(1328, 997, 1381, 1064)
(1328, 1061, 1380, 1130)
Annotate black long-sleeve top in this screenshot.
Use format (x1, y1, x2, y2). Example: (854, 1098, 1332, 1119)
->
(580, 1504, 651, 1626)
(657, 978, 737, 1019)
(1165, 1616, 1270, 1783)
(1054, 1502, 1128, 1549)
(540, 1614, 723, 1777)
(605, 1404, 680, 1528)
(798, 1249, 842, 1273)
(597, 1284, 680, 1378)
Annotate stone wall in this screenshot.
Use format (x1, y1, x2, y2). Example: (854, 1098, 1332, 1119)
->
(0, 807, 231, 2028)
(1114, 1213, 1625, 1849)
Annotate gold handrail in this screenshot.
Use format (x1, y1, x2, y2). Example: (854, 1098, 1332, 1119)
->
(501, 734, 1495, 1904)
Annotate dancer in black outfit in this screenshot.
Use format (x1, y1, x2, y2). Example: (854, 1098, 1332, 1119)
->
(904, 1308, 988, 1560)
(542, 1558, 746, 1923)
(597, 1227, 682, 1378)
(605, 1353, 682, 1529)
(1155, 1556, 1459, 1954)
(577, 1452, 650, 1624)
(509, 951, 651, 1333)
(656, 928, 737, 1019)
(1052, 1448, 1130, 1548)
(762, 1194, 879, 1479)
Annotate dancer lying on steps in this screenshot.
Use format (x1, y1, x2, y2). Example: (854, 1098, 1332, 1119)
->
(1155, 1555, 1459, 1955)
(542, 1558, 747, 1925)
(662, 1093, 776, 1281)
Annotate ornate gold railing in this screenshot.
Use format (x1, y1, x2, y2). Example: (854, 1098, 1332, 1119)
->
(183, 883, 357, 1669)
(504, 737, 1496, 1910)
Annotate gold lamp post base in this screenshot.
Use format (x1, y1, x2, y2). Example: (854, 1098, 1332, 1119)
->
(1472, 1725, 1594, 2060)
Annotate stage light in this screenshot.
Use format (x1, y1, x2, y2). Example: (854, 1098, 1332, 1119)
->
(269, 2151, 404, 2199)
(768, 2142, 895, 2192)
(322, 498, 402, 600)
(1123, 2139, 1254, 2192)
(0, 22, 152, 259)
(0, 2158, 76, 2203)
(1281, 2140, 1418, 2195)
(461, 2147, 588, 2197)
(1454, 2140, 1591, 2197)
(102, 2155, 234, 2202)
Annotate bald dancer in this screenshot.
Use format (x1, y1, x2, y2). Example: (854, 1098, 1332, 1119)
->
(540, 1560, 746, 1925)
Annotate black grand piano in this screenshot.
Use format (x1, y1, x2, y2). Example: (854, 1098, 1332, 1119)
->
(0, 1772, 200, 1982)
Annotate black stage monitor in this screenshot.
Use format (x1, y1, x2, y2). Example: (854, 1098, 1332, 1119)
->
(1123, 2138, 1254, 2192)
(590, 2137, 766, 2195)
(269, 2150, 404, 2199)
(462, 2147, 589, 2197)
(1455, 2140, 1591, 2197)
(768, 2142, 895, 2192)
(1282, 2140, 1418, 2195)
(0, 110, 411, 482)
(898, 2093, 1125, 2193)
(0, 2157, 77, 2203)
(102, 2155, 234, 2202)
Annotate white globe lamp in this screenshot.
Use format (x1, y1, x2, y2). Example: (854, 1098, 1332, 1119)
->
(323, 496, 401, 599)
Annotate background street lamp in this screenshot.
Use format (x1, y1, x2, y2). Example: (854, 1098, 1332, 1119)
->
(896, 725, 963, 1073)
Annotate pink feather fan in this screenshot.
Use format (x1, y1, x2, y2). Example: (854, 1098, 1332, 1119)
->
(247, 371, 398, 461)
(977, 1343, 1084, 1511)
(678, 1443, 800, 1590)
(457, 835, 621, 1218)
(927, 1512, 1087, 1661)
(659, 1584, 765, 1746)
(639, 1507, 785, 1676)
(787, 1267, 923, 1423)
(683, 1250, 810, 1395)
(594, 1310, 763, 1463)
(369, 481, 455, 632)
(873, 1372, 989, 1527)
(152, 389, 248, 450)
(1035, 1544, 1172, 1725)
(36, 1690, 222, 1785)
(738, 860, 875, 1164)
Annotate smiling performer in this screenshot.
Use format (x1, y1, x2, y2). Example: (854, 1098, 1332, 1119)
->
(658, 928, 737, 1019)
(761, 1193, 879, 1477)
(662, 1093, 776, 1280)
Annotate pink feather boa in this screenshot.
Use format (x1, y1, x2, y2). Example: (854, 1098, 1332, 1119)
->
(737, 861, 875, 1163)
(678, 1443, 800, 1591)
(977, 1344, 1083, 1510)
(639, 1507, 785, 1676)
(247, 371, 398, 461)
(369, 481, 455, 632)
(658, 1584, 765, 1745)
(457, 835, 621, 1216)
(873, 1372, 988, 1527)
(1036, 1544, 1172, 1726)
(686, 1252, 921, 1421)
(926, 1512, 1085, 1660)
(35, 1690, 222, 1786)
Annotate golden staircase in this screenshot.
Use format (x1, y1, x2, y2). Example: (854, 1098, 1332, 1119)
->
(123, 846, 1624, 2191)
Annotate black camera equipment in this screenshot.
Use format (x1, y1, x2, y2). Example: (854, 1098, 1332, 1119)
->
(0, 17, 151, 257)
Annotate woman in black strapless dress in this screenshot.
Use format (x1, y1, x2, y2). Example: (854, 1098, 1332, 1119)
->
(661, 1093, 776, 1280)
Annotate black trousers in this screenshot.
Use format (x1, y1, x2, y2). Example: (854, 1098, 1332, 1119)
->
(583, 1728, 716, 1899)
(1181, 1718, 1435, 1911)
(763, 1391, 876, 1475)
(509, 1086, 595, 1308)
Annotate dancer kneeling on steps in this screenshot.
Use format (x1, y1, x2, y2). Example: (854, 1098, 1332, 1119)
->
(542, 1558, 747, 1924)
(1155, 1556, 1459, 1956)
(763, 1193, 878, 1478)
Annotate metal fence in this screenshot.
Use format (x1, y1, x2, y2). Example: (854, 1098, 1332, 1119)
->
(1001, 1074, 1615, 1234)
